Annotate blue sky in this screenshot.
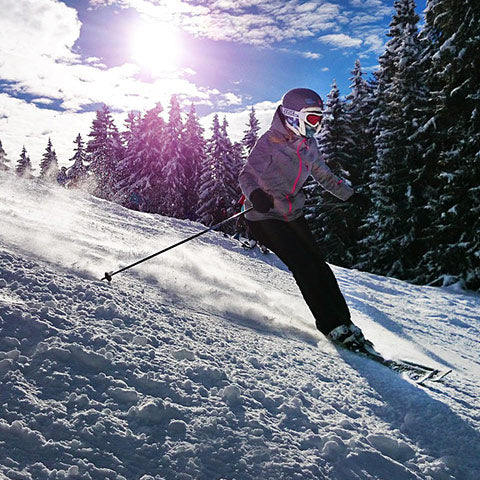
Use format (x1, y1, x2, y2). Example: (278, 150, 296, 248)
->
(0, 0, 426, 167)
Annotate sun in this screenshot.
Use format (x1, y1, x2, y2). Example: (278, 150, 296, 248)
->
(131, 21, 181, 74)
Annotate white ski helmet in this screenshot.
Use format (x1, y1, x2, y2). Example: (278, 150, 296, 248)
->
(281, 88, 324, 137)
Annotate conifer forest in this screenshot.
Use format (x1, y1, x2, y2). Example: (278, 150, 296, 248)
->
(1, 0, 479, 291)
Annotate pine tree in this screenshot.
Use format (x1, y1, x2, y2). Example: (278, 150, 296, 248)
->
(346, 60, 376, 191)
(242, 106, 261, 155)
(39, 138, 59, 182)
(15, 147, 33, 178)
(0, 140, 10, 171)
(114, 111, 142, 209)
(115, 104, 165, 212)
(122, 111, 140, 151)
(359, 0, 426, 279)
(196, 114, 237, 231)
(307, 80, 355, 265)
(182, 104, 206, 220)
(67, 134, 88, 188)
(221, 117, 242, 207)
(345, 60, 376, 265)
(416, 0, 480, 289)
(393, 1, 430, 280)
(231, 140, 245, 201)
(162, 95, 186, 218)
(87, 104, 123, 201)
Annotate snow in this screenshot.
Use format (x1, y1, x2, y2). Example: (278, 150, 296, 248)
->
(1, 170, 480, 480)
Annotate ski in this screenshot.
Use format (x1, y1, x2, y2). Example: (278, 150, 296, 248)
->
(335, 342, 452, 384)
(393, 358, 453, 382)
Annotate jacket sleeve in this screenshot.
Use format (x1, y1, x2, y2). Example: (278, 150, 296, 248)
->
(238, 139, 270, 200)
(302, 138, 354, 201)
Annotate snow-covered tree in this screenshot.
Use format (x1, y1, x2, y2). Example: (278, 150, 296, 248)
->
(39, 138, 59, 182)
(307, 80, 355, 265)
(162, 95, 187, 218)
(122, 111, 140, 149)
(67, 134, 88, 189)
(345, 60, 376, 191)
(182, 104, 206, 220)
(343, 60, 376, 266)
(87, 104, 123, 201)
(115, 104, 165, 212)
(359, 0, 427, 279)
(196, 115, 237, 231)
(241, 106, 260, 155)
(231, 140, 245, 199)
(114, 112, 142, 210)
(16, 146, 33, 178)
(221, 117, 243, 206)
(0, 139, 10, 171)
(414, 0, 480, 289)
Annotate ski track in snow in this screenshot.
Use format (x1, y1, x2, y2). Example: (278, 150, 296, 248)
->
(1, 172, 479, 480)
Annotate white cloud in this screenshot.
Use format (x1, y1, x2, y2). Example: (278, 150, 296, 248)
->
(220, 92, 244, 107)
(87, 0, 387, 63)
(0, 0, 81, 62)
(114, 0, 211, 20)
(318, 33, 363, 48)
(32, 98, 57, 106)
(0, 1, 241, 114)
(88, 0, 115, 5)
(363, 33, 385, 54)
(296, 2, 318, 13)
(362, 63, 380, 72)
(302, 52, 322, 59)
(350, 0, 390, 11)
(86, 0, 343, 46)
(0, 0, 246, 169)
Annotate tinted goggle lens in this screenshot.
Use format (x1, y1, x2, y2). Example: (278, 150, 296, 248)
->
(306, 113, 322, 126)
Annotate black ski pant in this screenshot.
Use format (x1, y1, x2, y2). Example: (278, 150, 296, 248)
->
(246, 216, 351, 335)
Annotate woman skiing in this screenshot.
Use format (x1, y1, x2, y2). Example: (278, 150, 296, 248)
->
(239, 88, 371, 349)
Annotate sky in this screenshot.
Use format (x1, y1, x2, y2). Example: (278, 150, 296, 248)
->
(0, 0, 427, 169)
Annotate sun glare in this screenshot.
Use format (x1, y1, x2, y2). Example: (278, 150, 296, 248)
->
(131, 22, 181, 74)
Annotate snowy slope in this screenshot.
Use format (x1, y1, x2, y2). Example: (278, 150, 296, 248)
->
(1, 171, 480, 480)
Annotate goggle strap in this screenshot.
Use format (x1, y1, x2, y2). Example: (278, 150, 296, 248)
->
(281, 106, 300, 119)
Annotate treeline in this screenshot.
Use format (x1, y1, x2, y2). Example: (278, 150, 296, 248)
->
(1, 100, 260, 228)
(306, 0, 479, 291)
(1, 0, 478, 291)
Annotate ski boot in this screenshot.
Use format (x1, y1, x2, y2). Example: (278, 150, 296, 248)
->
(327, 323, 375, 354)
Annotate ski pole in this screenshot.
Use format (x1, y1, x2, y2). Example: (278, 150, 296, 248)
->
(101, 206, 254, 282)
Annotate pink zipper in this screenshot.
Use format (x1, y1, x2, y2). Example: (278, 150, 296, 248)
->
(285, 138, 308, 216)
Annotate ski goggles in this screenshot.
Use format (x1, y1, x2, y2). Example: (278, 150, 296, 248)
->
(281, 106, 323, 127)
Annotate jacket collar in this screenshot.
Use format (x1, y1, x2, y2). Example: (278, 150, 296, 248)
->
(269, 106, 301, 143)
(270, 106, 290, 136)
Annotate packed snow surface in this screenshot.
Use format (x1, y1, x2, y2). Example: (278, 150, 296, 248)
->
(1, 171, 479, 480)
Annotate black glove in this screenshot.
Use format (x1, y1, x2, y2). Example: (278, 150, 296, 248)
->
(250, 188, 274, 213)
(349, 192, 372, 209)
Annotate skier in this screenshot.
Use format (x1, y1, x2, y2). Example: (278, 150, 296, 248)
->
(239, 88, 371, 350)
(56, 167, 68, 187)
